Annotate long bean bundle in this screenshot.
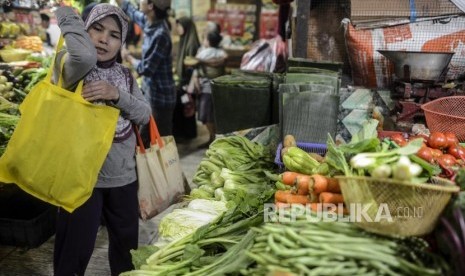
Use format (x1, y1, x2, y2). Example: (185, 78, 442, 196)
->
(243, 213, 448, 276)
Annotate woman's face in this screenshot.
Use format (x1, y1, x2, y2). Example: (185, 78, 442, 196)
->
(88, 16, 122, 62)
(139, 0, 152, 15)
(176, 23, 184, 36)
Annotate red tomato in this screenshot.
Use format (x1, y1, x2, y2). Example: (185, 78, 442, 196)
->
(447, 145, 465, 160)
(431, 148, 444, 159)
(428, 132, 448, 149)
(390, 133, 407, 146)
(444, 132, 459, 148)
(416, 147, 434, 163)
(437, 154, 457, 167)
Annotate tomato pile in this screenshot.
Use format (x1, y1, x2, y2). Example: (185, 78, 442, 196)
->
(390, 131, 464, 178)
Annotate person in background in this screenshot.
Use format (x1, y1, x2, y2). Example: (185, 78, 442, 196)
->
(172, 16, 200, 142)
(188, 26, 227, 148)
(40, 13, 52, 47)
(51, 4, 151, 275)
(117, 0, 176, 137)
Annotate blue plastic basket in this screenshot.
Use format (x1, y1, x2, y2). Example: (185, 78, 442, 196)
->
(275, 141, 327, 169)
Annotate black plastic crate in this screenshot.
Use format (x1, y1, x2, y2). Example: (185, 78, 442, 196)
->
(0, 184, 57, 248)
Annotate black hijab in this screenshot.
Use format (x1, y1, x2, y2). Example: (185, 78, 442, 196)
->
(176, 17, 200, 84)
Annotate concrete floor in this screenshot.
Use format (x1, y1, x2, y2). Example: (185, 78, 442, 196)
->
(0, 123, 210, 276)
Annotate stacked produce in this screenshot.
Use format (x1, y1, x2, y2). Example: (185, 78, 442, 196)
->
(0, 72, 20, 156)
(274, 171, 345, 213)
(324, 119, 443, 183)
(281, 142, 329, 175)
(0, 56, 51, 156)
(0, 22, 21, 38)
(123, 207, 264, 275)
(190, 135, 276, 212)
(0, 48, 32, 63)
(119, 118, 463, 275)
(389, 131, 465, 180)
(124, 206, 448, 275)
(14, 36, 44, 52)
(15, 67, 48, 94)
(273, 134, 346, 213)
(0, 74, 15, 100)
(122, 136, 278, 274)
(0, 96, 19, 155)
(243, 207, 448, 276)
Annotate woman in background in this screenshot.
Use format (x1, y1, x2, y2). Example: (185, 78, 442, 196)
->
(118, 0, 176, 136)
(189, 26, 227, 148)
(172, 16, 200, 141)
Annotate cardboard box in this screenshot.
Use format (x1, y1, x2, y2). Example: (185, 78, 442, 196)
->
(351, 0, 463, 20)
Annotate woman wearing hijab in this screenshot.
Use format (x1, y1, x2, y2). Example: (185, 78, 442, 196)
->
(52, 4, 151, 276)
(173, 16, 200, 141)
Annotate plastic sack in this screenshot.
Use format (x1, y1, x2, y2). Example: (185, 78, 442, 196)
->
(0, 37, 120, 212)
(240, 35, 287, 73)
(343, 18, 465, 88)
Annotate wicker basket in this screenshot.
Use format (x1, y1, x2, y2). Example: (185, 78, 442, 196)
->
(336, 176, 459, 237)
(421, 96, 465, 142)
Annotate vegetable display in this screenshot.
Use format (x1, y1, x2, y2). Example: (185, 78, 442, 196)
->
(434, 191, 465, 276)
(158, 199, 228, 241)
(325, 120, 444, 184)
(274, 171, 346, 213)
(0, 56, 50, 156)
(382, 130, 465, 181)
(244, 207, 448, 276)
(190, 135, 276, 213)
(282, 146, 328, 175)
(122, 207, 263, 275)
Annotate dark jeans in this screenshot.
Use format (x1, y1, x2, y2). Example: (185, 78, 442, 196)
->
(173, 87, 197, 140)
(53, 182, 139, 276)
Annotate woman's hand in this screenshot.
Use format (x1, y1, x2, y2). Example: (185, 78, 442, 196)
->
(82, 80, 120, 102)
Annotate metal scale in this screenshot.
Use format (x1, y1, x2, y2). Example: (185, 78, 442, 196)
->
(378, 50, 462, 128)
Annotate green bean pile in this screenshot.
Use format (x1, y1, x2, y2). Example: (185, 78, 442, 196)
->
(243, 221, 448, 276)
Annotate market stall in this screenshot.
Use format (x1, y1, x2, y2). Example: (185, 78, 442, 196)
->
(1, 0, 465, 275)
(119, 120, 465, 275)
(118, 0, 465, 271)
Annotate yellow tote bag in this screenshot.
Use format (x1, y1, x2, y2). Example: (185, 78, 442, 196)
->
(0, 38, 120, 212)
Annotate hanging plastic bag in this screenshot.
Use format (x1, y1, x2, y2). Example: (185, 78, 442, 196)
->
(240, 35, 288, 73)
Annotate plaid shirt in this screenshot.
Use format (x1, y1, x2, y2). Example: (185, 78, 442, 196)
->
(122, 1, 176, 108)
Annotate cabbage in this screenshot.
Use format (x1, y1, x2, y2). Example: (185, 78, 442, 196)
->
(187, 199, 227, 215)
(158, 199, 227, 241)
